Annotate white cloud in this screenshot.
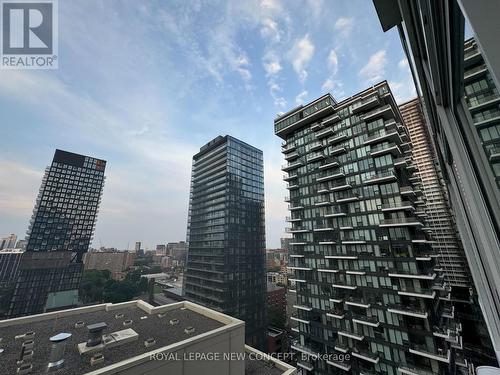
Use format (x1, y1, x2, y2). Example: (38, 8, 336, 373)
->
(289, 34, 315, 82)
(260, 18, 282, 43)
(321, 79, 345, 98)
(359, 50, 387, 83)
(334, 17, 354, 37)
(263, 53, 282, 76)
(398, 58, 409, 70)
(327, 49, 339, 74)
(307, 0, 324, 19)
(295, 90, 308, 105)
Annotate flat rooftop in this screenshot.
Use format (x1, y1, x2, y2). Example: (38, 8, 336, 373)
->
(0, 301, 224, 375)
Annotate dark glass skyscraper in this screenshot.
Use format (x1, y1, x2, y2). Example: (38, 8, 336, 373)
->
(8, 149, 106, 317)
(184, 135, 267, 350)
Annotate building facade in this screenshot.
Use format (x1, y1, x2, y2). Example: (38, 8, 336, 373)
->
(184, 135, 267, 350)
(399, 98, 470, 287)
(0, 248, 23, 286)
(8, 149, 106, 317)
(373, 0, 500, 364)
(275, 82, 462, 374)
(83, 251, 135, 280)
(0, 234, 18, 250)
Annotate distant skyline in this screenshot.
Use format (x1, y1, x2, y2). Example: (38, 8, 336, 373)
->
(0, 0, 415, 248)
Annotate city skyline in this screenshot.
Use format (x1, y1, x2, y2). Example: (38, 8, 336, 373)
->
(0, 0, 416, 249)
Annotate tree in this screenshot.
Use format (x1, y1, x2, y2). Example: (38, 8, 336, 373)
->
(79, 270, 110, 304)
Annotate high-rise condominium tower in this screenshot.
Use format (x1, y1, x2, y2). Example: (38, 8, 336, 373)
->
(184, 135, 267, 350)
(8, 149, 106, 317)
(276, 82, 461, 375)
(399, 98, 469, 287)
(374, 1, 500, 364)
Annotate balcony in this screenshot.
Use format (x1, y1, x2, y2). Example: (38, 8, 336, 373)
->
(281, 141, 296, 153)
(296, 361, 314, 372)
(345, 297, 370, 309)
(326, 309, 345, 319)
(284, 151, 299, 161)
(398, 286, 436, 299)
(286, 182, 299, 190)
(364, 170, 397, 185)
(285, 226, 309, 233)
(398, 365, 435, 375)
(370, 143, 401, 157)
(316, 127, 335, 138)
(351, 348, 380, 364)
(307, 151, 325, 162)
(325, 254, 358, 260)
(338, 330, 364, 341)
(281, 160, 302, 171)
(285, 216, 302, 222)
(291, 343, 318, 356)
(364, 129, 401, 145)
(289, 265, 312, 271)
(309, 140, 323, 151)
(317, 171, 345, 182)
(442, 306, 455, 319)
(387, 303, 428, 319)
(394, 157, 409, 168)
(352, 94, 380, 113)
(468, 93, 500, 112)
(319, 159, 340, 170)
(488, 145, 500, 162)
(381, 201, 414, 212)
(400, 186, 416, 196)
(283, 172, 298, 181)
(379, 217, 423, 228)
(334, 343, 349, 353)
(325, 209, 346, 217)
(363, 104, 395, 121)
(328, 133, 348, 145)
(318, 268, 339, 273)
(332, 283, 357, 290)
(293, 304, 313, 311)
(318, 238, 337, 245)
(409, 344, 450, 364)
(288, 202, 304, 211)
(335, 195, 360, 203)
(388, 269, 436, 280)
(352, 314, 380, 328)
(329, 146, 347, 155)
(464, 64, 488, 81)
(322, 113, 341, 125)
(331, 183, 352, 191)
(314, 197, 331, 206)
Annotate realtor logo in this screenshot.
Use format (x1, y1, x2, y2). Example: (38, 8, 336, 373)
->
(1, 0, 58, 69)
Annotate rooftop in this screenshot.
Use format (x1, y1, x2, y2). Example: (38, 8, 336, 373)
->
(0, 300, 296, 375)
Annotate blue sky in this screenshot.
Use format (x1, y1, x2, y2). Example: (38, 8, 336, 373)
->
(0, 0, 416, 249)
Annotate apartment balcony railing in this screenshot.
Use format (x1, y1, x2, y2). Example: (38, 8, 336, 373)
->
(338, 330, 364, 341)
(285, 226, 309, 233)
(363, 104, 395, 121)
(322, 113, 341, 126)
(286, 182, 299, 190)
(326, 308, 345, 319)
(314, 197, 331, 206)
(335, 194, 360, 203)
(364, 170, 397, 185)
(326, 359, 351, 371)
(283, 172, 298, 181)
(467, 92, 500, 111)
(288, 202, 304, 210)
(345, 297, 371, 309)
(281, 141, 297, 153)
(400, 186, 416, 196)
(316, 127, 335, 138)
(319, 158, 340, 170)
(364, 129, 401, 145)
(352, 94, 380, 113)
(309, 140, 323, 151)
(488, 145, 500, 162)
(393, 157, 410, 168)
(317, 171, 345, 182)
(285, 153, 300, 164)
(351, 347, 380, 364)
(379, 217, 423, 227)
(281, 160, 303, 171)
(397, 365, 435, 375)
(464, 64, 488, 81)
(388, 268, 436, 280)
(331, 182, 352, 191)
(369, 142, 401, 157)
(329, 145, 347, 155)
(397, 287, 436, 299)
(285, 216, 302, 222)
(352, 314, 380, 328)
(387, 303, 428, 319)
(324, 208, 347, 217)
(328, 132, 348, 145)
(381, 201, 414, 212)
(307, 151, 325, 162)
(409, 344, 450, 364)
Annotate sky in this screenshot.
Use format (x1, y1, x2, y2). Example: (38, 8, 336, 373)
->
(0, 0, 416, 249)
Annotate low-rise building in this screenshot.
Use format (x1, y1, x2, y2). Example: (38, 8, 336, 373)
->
(0, 248, 23, 286)
(0, 300, 296, 375)
(266, 272, 287, 286)
(83, 251, 135, 280)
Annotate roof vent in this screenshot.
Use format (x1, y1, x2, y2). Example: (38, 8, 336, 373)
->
(74, 321, 85, 328)
(169, 319, 179, 326)
(0, 348, 4, 354)
(140, 316, 148, 320)
(90, 353, 104, 366)
(144, 338, 156, 348)
(16, 363, 32, 374)
(115, 313, 124, 319)
(86, 322, 107, 348)
(180, 307, 187, 310)
(123, 319, 133, 326)
(47, 332, 72, 372)
(184, 327, 195, 335)
(157, 312, 167, 318)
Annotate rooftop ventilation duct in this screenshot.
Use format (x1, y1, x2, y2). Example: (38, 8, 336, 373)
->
(46, 332, 72, 372)
(86, 322, 107, 348)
